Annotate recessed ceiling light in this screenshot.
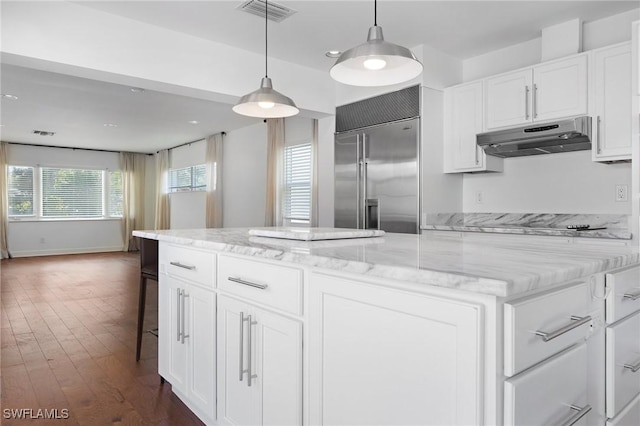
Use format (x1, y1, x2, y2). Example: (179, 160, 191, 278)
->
(1, 94, 18, 100)
(325, 50, 342, 58)
(188, 120, 200, 125)
(103, 123, 118, 128)
(130, 87, 145, 93)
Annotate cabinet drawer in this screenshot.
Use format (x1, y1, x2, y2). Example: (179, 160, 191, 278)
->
(505, 343, 591, 426)
(606, 266, 640, 324)
(504, 282, 592, 376)
(607, 393, 640, 426)
(218, 255, 303, 315)
(606, 310, 640, 418)
(160, 243, 216, 288)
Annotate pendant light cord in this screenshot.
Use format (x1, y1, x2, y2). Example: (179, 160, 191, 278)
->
(374, 0, 377, 26)
(265, 0, 268, 78)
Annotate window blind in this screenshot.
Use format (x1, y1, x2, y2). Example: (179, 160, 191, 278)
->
(108, 171, 123, 217)
(41, 167, 103, 217)
(169, 164, 206, 192)
(7, 166, 34, 216)
(283, 143, 312, 223)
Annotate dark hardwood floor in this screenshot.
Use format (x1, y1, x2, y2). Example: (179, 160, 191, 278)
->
(1, 252, 204, 425)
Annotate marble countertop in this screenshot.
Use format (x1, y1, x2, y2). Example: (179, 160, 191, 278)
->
(133, 228, 639, 298)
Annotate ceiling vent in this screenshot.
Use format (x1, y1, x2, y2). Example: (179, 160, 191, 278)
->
(237, 0, 296, 23)
(32, 130, 56, 136)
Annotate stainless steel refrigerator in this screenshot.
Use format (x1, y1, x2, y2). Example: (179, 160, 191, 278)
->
(334, 117, 420, 234)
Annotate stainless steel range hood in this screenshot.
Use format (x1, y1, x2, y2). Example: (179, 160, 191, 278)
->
(477, 116, 591, 158)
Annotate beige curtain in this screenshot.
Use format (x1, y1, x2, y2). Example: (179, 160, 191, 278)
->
(265, 118, 285, 226)
(0, 142, 9, 258)
(155, 149, 171, 230)
(310, 119, 319, 227)
(205, 133, 224, 228)
(120, 152, 147, 251)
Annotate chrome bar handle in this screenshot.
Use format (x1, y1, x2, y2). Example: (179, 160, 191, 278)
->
(559, 404, 592, 426)
(596, 116, 601, 154)
(532, 84, 538, 119)
(356, 133, 361, 229)
(228, 277, 268, 290)
(181, 292, 188, 344)
(623, 359, 640, 373)
(176, 288, 181, 342)
(535, 315, 592, 342)
(525, 85, 530, 120)
(362, 133, 368, 229)
(170, 261, 196, 270)
(623, 290, 640, 301)
(239, 311, 245, 381)
(247, 315, 258, 387)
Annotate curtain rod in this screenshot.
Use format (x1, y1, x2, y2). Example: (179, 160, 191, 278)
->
(159, 131, 226, 154)
(7, 141, 154, 156)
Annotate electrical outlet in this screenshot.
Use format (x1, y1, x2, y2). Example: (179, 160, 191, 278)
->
(475, 191, 483, 204)
(615, 184, 628, 202)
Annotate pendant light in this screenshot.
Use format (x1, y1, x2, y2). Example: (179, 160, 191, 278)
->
(233, 0, 299, 118)
(330, 0, 423, 87)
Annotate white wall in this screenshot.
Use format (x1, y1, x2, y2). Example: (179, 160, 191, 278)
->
(222, 122, 268, 227)
(168, 140, 207, 229)
(421, 87, 462, 220)
(317, 116, 336, 227)
(463, 8, 640, 81)
(6, 144, 126, 257)
(462, 151, 631, 214)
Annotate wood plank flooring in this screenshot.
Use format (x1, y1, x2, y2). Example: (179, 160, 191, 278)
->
(1, 252, 205, 425)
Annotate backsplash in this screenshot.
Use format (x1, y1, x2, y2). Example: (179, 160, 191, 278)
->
(426, 213, 630, 231)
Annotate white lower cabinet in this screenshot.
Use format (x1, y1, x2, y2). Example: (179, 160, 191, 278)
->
(606, 311, 640, 418)
(158, 274, 216, 424)
(505, 343, 591, 426)
(607, 394, 640, 426)
(309, 272, 483, 426)
(217, 295, 302, 426)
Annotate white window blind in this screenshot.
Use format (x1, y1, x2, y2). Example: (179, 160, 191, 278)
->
(41, 167, 103, 218)
(283, 143, 312, 224)
(7, 166, 35, 216)
(169, 164, 206, 192)
(108, 171, 123, 217)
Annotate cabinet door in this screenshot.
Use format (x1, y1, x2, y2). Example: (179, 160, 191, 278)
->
(534, 55, 588, 122)
(217, 296, 255, 426)
(309, 273, 483, 426)
(606, 311, 640, 419)
(159, 275, 188, 393)
(186, 284, 216, 422)
(451, 81, 485, 170)
(254, 307, 302, 426)
(485, 69, 532, 129)
(592, 43, 632, 161)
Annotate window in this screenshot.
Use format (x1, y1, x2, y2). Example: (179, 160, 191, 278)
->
(41, 167, 103, 218)
(108, 171, 123, 217)
(6, 165, 123, 220)
(7, 166, 34, 216)
(283, 143, 312, 224)
(169, 164, 206, 192)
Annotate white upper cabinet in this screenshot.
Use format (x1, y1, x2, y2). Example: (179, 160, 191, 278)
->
(444, 81, 503, 173)
(591, 42, 632, 161)
(485, 54, 588, 130)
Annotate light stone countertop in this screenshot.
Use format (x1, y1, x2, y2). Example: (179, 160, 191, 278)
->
(133, 227, 640, 298)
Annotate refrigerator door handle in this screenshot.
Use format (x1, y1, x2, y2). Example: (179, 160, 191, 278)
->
(362, 133, 368, 229)
(356, 134, 361, 229)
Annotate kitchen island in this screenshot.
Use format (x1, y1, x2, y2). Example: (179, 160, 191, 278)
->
(134, 228, 640, 426)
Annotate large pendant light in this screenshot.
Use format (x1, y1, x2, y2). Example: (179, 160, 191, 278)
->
(330, 0, 423, 87)
(233, 0, 299, 118)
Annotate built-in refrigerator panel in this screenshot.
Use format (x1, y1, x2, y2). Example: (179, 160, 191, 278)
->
(334, 131, 360, 229)
(363, 118, 419, 233)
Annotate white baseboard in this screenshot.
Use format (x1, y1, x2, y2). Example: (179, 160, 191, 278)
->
(8, 246, 124, 258)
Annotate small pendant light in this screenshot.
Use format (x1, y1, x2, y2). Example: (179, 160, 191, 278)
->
(233, 0, 299, 118)
(330, 0, 423, 87)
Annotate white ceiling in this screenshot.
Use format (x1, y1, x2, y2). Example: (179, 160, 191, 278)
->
(1, 0, 638, 153)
